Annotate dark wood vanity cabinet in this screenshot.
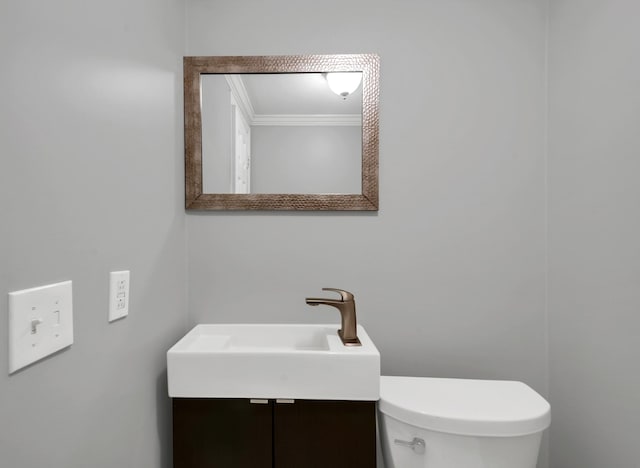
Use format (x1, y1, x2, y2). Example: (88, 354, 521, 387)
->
(273, 399, 376, 468)
(172, 398, 273, 468)
(172, 398, 377, 468)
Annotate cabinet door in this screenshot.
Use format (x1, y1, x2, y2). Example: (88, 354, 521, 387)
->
(173, 398, 272, 468)
(273, 400, 376, 468)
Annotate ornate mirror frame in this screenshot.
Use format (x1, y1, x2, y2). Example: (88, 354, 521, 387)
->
(184, 54, 379, 211)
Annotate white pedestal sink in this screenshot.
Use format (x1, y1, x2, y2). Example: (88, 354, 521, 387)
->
(167, 323, 380, 400)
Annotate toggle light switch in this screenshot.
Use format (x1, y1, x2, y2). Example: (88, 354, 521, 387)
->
(30, 318, 43, 334)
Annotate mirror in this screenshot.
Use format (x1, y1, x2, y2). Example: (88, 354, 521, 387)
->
(184, 54, 379, 210)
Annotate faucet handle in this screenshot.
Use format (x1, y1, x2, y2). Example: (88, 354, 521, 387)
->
(322, 288, 354, 302)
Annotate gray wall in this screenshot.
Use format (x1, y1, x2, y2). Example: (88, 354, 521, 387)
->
(251, 125, 361, 194)
(186, 1, 549, 466)
(0, 1, 187, 467)
(548, 1, 640, 467)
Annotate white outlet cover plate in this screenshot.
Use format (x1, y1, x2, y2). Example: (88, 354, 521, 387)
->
(8, 280, 74, 374)
(108, 270, 129, 322)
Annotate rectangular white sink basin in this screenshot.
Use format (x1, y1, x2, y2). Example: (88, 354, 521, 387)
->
(167, 324, 380, 401)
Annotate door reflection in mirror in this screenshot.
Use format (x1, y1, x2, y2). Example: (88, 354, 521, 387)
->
(231, 92, 251, 193)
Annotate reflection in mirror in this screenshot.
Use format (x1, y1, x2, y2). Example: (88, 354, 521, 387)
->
(184, 55, 379, 210)
(201, 73, 363, 194)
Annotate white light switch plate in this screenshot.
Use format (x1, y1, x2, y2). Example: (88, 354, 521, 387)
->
(108, 270, 129, 322)
(8, 280, 74, 374)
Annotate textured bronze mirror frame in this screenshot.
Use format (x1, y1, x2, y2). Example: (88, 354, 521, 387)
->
(184, 54, 379, 211)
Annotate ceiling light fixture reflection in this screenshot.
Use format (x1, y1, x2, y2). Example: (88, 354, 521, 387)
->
(326, 72, 362, 99)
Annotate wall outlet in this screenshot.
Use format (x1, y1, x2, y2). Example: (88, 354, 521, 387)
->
(8, 280, 74, 373)
(108, 271, 130, 322)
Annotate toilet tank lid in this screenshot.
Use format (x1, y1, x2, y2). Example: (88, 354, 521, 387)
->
(379, 376, 550, 437)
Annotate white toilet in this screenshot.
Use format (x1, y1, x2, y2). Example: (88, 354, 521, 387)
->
(378, 376, 550, 468)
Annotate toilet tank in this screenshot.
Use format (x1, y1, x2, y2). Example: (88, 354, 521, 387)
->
(378, 376, 550, 468)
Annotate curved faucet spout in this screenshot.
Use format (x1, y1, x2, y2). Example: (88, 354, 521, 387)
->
(305, 288, 361, 346)
(306, 298, 342, 306)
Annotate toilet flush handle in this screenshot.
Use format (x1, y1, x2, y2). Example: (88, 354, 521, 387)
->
(394, 437, 426, 454)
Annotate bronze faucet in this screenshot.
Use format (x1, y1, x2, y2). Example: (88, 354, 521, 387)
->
(306, 288, 361, 346)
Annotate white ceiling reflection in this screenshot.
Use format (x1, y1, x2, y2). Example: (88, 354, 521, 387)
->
(240, 73, 362, 115)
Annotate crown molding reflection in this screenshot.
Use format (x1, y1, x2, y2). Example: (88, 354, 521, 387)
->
(251, 114, 361, 126)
